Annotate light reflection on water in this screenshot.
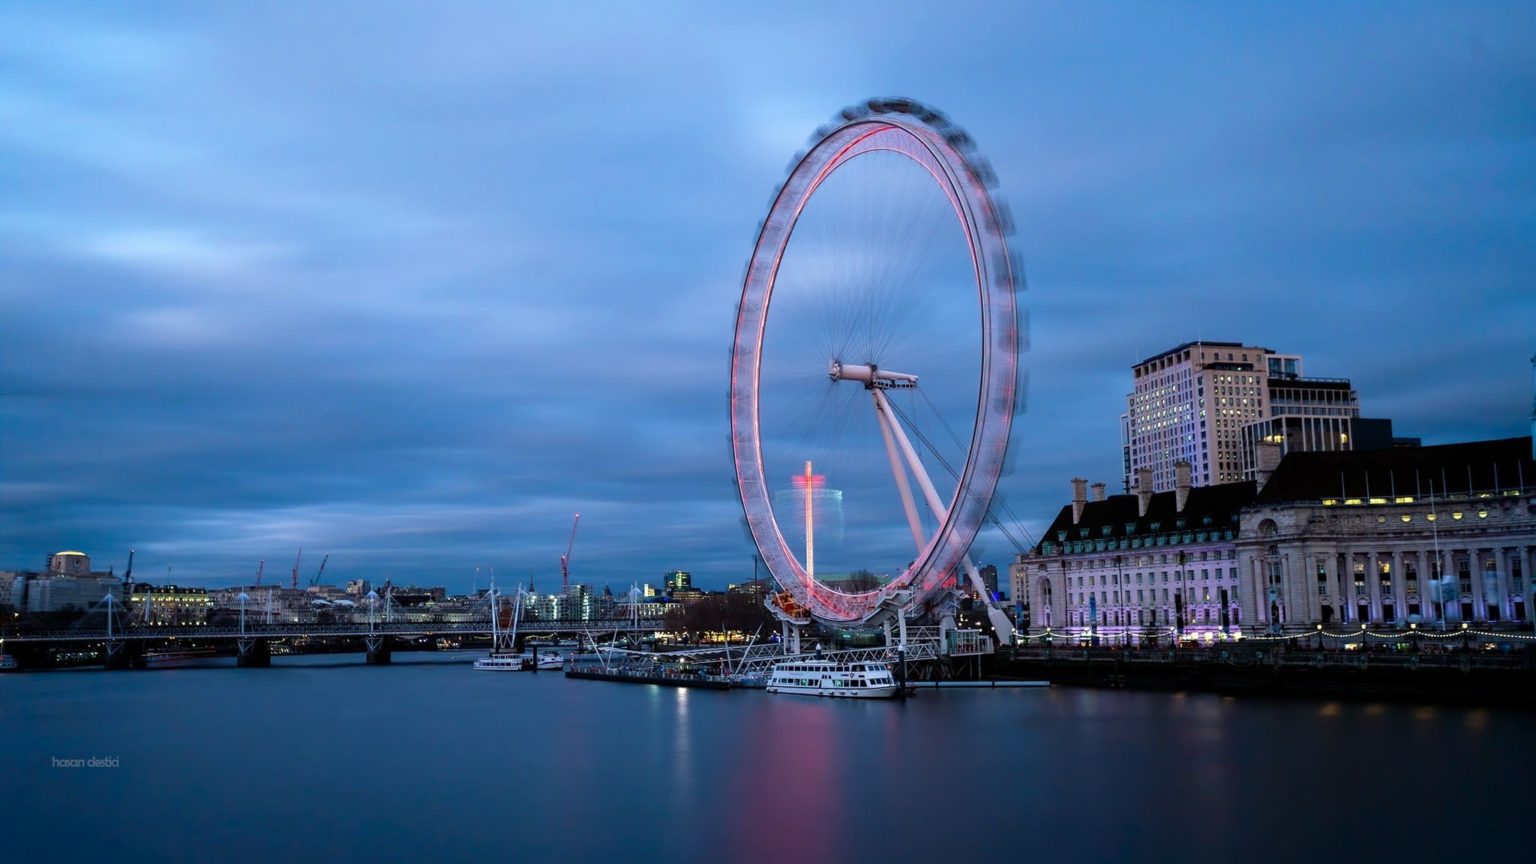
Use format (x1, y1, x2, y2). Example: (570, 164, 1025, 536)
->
(3, 653, 1531, 864)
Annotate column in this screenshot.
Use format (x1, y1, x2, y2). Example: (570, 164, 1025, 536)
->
(1367, 549, 1381, 624)
(1414, 549, 1429, 619)
(1521, 544, 1533, 623)
(1390, 549, 1406, 625)
(1357, 550, 1372, 624)
(1336, 552, 1350, 623)
(1469, 547, 1487, 623)
(1499, 544, 1511, 618)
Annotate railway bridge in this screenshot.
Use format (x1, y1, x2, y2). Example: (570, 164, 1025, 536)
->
(0, 617, 657, 670)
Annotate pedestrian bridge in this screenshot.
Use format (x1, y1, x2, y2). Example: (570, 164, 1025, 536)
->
(0, 618, 659, 670)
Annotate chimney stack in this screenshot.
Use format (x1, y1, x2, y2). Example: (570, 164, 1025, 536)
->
(1135, 467, 1153, 518)
(1256, 442, 1283, 491)
(1175, 460, 1192, 513)
(1090, 482, 1106, 502)
(1071, 477, 1088, 525)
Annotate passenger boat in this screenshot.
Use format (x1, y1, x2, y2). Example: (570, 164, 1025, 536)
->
(472, 651, 565, 671)
(765, 659, 902, 699)
(0, 654, 18, 671)
(473, 653, 531, 671)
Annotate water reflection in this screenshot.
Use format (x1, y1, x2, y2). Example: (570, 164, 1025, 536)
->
(672, 688, 693, 804)
(3, 661, 1531, 864)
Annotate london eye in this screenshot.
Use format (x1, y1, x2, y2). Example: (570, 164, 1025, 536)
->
(729, 98, 1024, 639)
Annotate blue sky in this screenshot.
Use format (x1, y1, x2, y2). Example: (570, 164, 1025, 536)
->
(2, 2, 1533, 590)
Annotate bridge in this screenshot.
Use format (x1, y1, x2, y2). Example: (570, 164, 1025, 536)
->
(0, 617, 659, 670)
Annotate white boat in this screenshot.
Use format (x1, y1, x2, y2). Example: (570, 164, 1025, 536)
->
(473, 653, 530, 671)
(535, 652, 566, 670)
(0, 654, 18, 671)
(766, 659, 901, 699)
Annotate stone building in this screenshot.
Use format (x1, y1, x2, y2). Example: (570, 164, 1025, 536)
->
(1012, 465, 1254, 644)
(48, 550, 94, 577)
(1014, 436, 1536, 642)
(1236, 437, 1535, 632)
(127, 584, 213, 626)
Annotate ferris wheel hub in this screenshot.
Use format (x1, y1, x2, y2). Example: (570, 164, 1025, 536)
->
(828, 361, 918, 390)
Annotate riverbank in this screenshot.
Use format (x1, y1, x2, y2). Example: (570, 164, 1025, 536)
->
(989, 646, 1536, 707)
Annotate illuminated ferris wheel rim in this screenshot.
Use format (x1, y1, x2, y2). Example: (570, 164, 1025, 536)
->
(729, 98, 1023, 628)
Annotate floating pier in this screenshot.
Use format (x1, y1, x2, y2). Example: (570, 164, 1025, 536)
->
(912, 679, 1049, 689)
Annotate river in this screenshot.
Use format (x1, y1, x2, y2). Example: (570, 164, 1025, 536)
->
(3, 652, 1531, 863)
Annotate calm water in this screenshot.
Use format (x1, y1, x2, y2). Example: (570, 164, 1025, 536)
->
(4, 653, 1532, 863)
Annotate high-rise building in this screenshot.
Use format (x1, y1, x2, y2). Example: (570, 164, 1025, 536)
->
(1124, 342, 1301, 492)
(664, 570, 692, 592)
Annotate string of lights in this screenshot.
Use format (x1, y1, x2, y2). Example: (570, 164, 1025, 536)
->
(1018, 625, 1536, 643)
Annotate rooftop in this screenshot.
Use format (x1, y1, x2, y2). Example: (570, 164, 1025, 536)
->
(1255, 436, 1535, 504)
(1035, 481, 1258, 553)
(1134, 340, 1273, 370)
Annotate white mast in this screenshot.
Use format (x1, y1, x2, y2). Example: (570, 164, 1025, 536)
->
(803, 460, 815, 580)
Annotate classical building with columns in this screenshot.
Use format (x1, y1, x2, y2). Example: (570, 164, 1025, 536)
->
(1014, 436, 1536, 642)
(1236, 436, 1535, 632)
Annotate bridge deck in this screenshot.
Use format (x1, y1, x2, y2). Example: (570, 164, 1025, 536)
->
(2, 619, 656, 643)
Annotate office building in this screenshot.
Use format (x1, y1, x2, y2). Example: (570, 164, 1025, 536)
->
(1124, 340, 1410, 494)
(1124, 341, 1302, 492)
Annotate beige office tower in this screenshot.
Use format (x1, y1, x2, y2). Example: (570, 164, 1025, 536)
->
(1122, 342, 1306, 493)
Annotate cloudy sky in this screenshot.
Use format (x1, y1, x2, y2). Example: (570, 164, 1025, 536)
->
(2, 2, 1533, 591)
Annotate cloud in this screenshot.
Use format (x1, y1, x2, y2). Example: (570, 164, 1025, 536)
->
(1, 2, 1532, 591)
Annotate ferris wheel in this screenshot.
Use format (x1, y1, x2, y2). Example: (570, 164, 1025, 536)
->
(729, 98, 1023, 638)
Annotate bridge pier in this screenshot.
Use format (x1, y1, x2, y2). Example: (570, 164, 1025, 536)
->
(364, 635, 392, 665)
(103, 640, 145, 670)
(236, 638, 271, 668)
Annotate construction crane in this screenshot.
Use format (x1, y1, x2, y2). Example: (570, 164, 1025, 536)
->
(560, 513, 581, 591)
(289, 548, 303, 590)
(309, 553, 330, 588)
(123, 549, 135, 590)
(254, 558, 266, 587)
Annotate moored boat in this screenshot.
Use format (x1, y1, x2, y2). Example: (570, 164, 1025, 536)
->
(766, 659, 902, 699)
(0, 654, 18, 671)
(473, 653, 531, 671)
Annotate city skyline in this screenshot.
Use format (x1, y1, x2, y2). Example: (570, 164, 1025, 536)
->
(3, 3, 1534, 590)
